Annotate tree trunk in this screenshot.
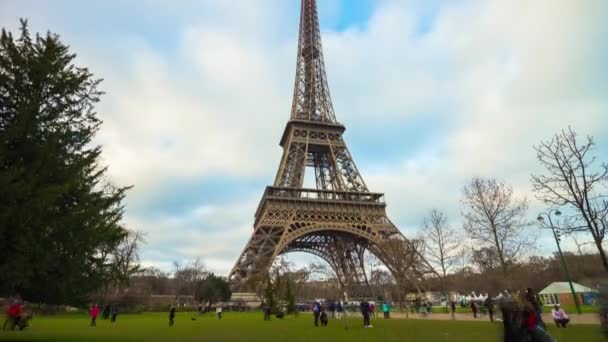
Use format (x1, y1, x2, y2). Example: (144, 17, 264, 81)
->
(594, 237, 608, 272)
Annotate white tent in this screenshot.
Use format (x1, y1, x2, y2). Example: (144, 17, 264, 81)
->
(539, 282, 598, 306)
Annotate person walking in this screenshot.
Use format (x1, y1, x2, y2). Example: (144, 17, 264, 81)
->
(169, 306, 176, 327)
(381, 302, 390, 319)
(90, 304, 100, 327)
(263, 303, 271, 321)
(370, 302, 376, 319)
(328, 302, 335, 319)
(552, 305, 570, 328)
(471, 301, 478, 319)
(312, 302, 321, 327)
(450, 300, 456, 320)
(360, 300, 371, 328)
(102, 305, 110, 320)
(110, 304, 118, 323)
(336, 301, 343, 319)
(216, 305, 223, 319)
(485, 296, 495, 322)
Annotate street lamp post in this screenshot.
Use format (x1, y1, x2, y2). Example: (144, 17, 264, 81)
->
(537, 209, 582, 314)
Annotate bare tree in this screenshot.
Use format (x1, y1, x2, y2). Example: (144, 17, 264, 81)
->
(570, 234, 595, 257)
(308, 262, 339, 281)
(269, 256, 293, 299)
(111, 230, 145, 289)
(455, 247, 470, 273)
(422, 209, 459, 279)
(378, 237, 431, 301)
(369, 268, 393, 300)
(531, 127, 608, 271)
(173, 258, 207, 297)
(462, 177, 534, 279)
(471, 247, 499, 272)
(302, 262, 341, 299)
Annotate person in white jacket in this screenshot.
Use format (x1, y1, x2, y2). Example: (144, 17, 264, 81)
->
(552, 304, 570, 327)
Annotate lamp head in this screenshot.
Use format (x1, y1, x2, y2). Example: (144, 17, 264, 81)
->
(537, 215, 544, 222)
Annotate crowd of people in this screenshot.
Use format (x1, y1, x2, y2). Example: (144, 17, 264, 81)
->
(303, 299, 392, 329)
(85, 303, 120, 327)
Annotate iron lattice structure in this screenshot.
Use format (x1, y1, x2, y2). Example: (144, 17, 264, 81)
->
(228, 0, 435, 294)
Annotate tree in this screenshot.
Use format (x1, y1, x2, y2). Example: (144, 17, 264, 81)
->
(462, 177, 534, 280)
(263, 277, 277, 313)
(570, 234, 595, 257)
(110, 230, 144, 290)
(471, 247, 499, 272)
(285, 280, 296, 314)
(531, 127, 608, 272)
(194, 273, 231, 309)
(173, 258, 207, 297)
(0, 20, 131, 305)
(378, 237, 431, 307)
(369, 268, 393, 300)
(422, 209, 459, 280)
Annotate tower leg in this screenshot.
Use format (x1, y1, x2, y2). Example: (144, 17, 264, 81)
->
(228, 224, 287, 292)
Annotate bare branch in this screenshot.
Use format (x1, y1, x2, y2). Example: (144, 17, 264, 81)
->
(462, 177, 535, 279)
(421, 209, 460, 279)
(531, 127, 608, 272)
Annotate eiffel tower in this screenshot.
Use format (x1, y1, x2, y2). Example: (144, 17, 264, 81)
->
(228, 0, 434, 294)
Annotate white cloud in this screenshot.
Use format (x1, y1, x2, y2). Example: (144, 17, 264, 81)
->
(2, 0, 607, 274)
(332, 0, 608, 252)
(127, 195, 259, 275)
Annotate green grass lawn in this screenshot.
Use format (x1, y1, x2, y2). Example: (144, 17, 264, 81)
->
(0, 312, 603, 342)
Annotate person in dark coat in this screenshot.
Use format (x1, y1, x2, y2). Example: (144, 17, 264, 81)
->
(169, 306, 176, 326)
(485, 296, 495, 322)
(102, 305, 110, 320)
(450, 300, 456, 320)
(329, 302, 336, 318)
(360, 300, 371, 327)
(263, 303, 271, 321)
(312, 302, 321, 327)
(320, 307, 328, 327)
(471, 301, 478, 319)
(110, 304, 118, 323)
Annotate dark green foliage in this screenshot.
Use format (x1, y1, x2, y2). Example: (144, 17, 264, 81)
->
(263, 281, 277, 313)
(285, 280, 295, 314)
(194, 274, 231, 306)
(0, 20, 131, 305)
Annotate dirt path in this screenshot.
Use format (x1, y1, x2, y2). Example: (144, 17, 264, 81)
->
(384, 312, 600, 325)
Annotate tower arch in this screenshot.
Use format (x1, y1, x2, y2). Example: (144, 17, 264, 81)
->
(227, 0, 436, 294)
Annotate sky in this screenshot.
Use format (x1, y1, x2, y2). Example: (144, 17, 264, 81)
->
(1, 0, 607, 275)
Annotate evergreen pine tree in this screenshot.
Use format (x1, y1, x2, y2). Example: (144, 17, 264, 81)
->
(263, 281, 277, 313)
(285, 280, 296, 314)
(0, 20, 131, 305)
